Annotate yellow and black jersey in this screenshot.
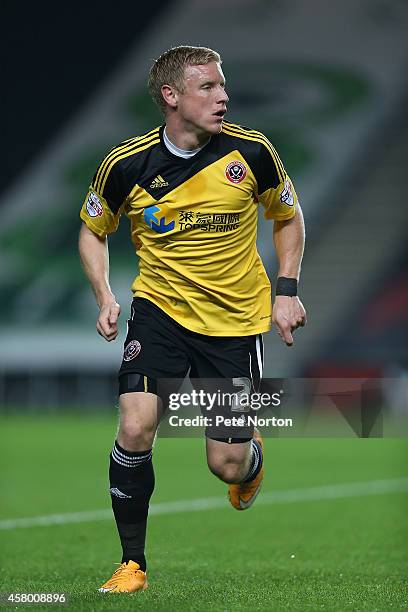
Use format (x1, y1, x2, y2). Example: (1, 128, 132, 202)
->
(80, 121, 298, 336)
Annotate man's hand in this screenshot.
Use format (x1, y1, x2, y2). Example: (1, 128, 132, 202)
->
(272, 296, 307, 346)
(97, 301, 121, 342)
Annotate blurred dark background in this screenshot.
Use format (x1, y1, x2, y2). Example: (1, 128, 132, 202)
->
(2, 1, 169, 192)
(1, 0, 407, 409)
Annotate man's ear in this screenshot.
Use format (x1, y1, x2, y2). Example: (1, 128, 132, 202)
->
(161, 84, 179, 109)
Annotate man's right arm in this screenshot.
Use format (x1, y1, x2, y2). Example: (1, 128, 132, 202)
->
(78, 222, 121, 342)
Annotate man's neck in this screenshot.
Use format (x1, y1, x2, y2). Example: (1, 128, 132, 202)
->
(164, 118, 211, 151)
(163, 128, 203, 158)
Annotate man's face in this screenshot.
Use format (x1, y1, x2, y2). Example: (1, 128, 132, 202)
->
(173, 61, 229, 135)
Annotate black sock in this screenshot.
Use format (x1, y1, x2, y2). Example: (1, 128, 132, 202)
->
(109, 441, 155, 572)
(243, 439, 263, 483)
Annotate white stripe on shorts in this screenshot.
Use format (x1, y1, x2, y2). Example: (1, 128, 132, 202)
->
(256, 335, 263, 380)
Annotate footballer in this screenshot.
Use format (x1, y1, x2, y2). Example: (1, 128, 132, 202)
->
(78, 45, 306, 593)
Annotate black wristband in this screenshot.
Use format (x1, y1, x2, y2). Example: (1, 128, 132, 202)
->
(276, 276, 298, 297)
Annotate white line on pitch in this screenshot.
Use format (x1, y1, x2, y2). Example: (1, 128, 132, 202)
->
(1, 478, 407, 530)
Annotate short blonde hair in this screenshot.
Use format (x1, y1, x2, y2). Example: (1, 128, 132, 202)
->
(148, 45, 222, 113)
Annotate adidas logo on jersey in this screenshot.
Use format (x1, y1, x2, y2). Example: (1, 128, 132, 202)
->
(150, 175, 169, 188)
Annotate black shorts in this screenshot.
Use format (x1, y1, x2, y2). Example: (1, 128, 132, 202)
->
(118, 298, 264, 438)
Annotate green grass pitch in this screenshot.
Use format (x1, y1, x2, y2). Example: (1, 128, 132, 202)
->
(1, 413, 407, 611)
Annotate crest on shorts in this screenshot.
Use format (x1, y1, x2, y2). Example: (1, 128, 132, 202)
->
(123, 340, 142, 361)
(280, 179, 294, 206)
(225, 161, 247, 184)
(86, 191, 104, 217)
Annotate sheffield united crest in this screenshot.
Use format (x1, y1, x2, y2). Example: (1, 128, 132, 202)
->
(225, 160, 247, 184)
(123, 340, 142, 361)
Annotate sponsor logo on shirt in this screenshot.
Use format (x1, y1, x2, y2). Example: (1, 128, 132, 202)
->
(143, 205, 241, 234)
(225, 160, 247, 184)
(179, 211, 241, 232)
(144, 204, 175, 233)
(86, 191, 104, 217)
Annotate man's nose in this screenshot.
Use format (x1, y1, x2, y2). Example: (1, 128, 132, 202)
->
(218, 87, 229, 103)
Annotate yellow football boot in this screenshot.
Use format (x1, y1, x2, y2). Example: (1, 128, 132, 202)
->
(228, 428, 264, 510)
(98, 560, 148, 593)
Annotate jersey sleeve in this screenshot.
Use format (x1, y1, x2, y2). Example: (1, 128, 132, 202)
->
(256, 140, 298, 221)
(80, 153, 128, 238)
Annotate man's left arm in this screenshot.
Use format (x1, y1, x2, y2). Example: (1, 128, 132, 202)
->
(272, 203, 307, 346)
